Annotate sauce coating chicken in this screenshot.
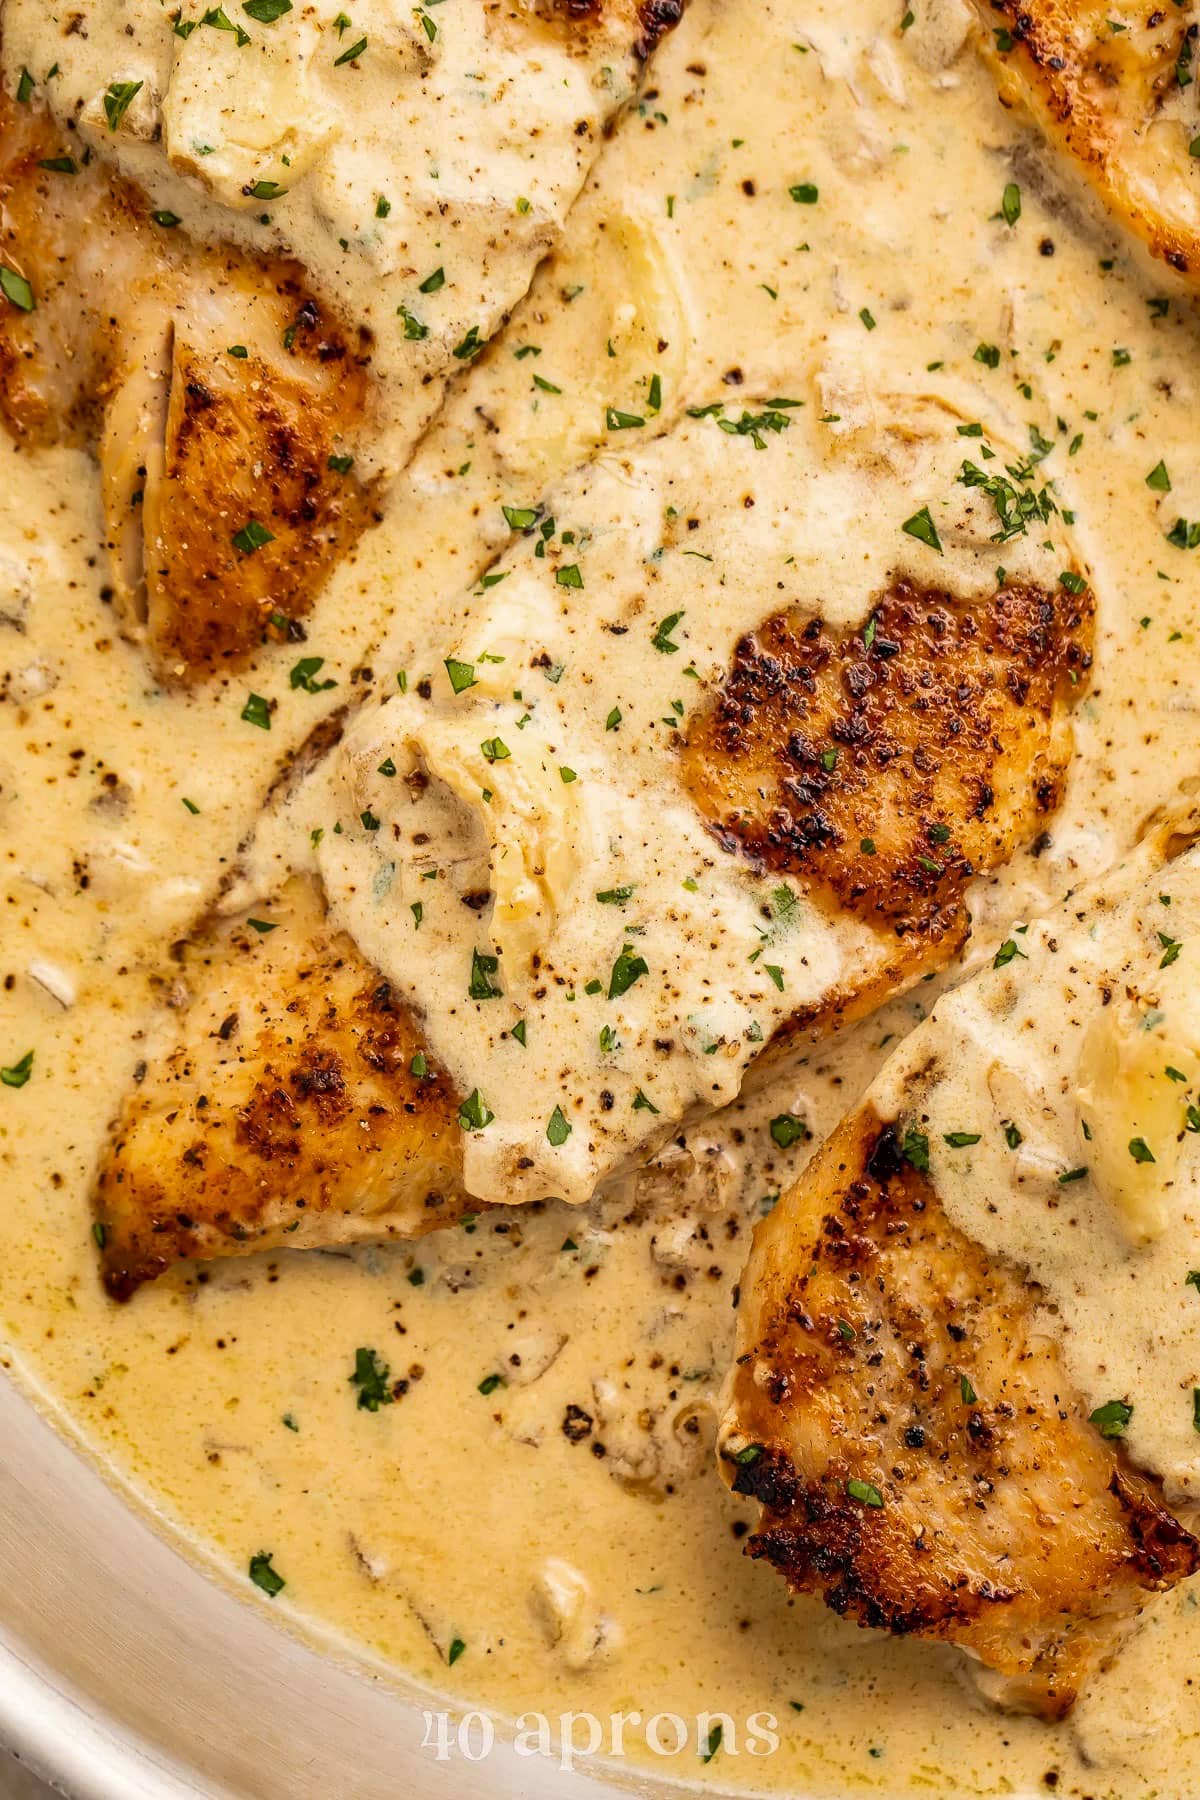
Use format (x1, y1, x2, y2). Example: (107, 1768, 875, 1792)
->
(91, 393, 1098, 1291)
(0, 0, 690, 681)
(0, 94, 375, 680)
(720, 1105, 1199, 1717)
(969, 0, 1200, 280)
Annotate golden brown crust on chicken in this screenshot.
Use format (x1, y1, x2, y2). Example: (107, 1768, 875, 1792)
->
(529, 0, 685, 55)
(94, 876, 467, 1301)
(971, 0, 1200, 278)
(0, 96, 375, 678)
(682, 577, 1093, 956)
(721, 1107, 1198, 1716)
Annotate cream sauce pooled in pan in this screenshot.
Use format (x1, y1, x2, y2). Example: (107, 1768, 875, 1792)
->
(4, 0, 1200, 1794)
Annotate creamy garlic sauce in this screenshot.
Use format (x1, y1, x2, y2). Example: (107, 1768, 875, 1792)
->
(5, 0, 1200, 1794)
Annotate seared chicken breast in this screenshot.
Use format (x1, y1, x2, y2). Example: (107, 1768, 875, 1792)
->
(0, 0, 687, 678)
(94, 875, 467, 1301)
(970, 0, 1200, 280)
(0, 95, 374, 679)
(721, 809, 1200, 1714)
(95, 382, 1096, 1292)
(682, 572, 1089, 1003)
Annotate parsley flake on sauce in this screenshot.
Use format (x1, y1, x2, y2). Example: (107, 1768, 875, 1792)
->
(901, 505, 942, 554)
(240, 693, 272, 730)
(1089, 1399, 1132, 1438)
(608, 944, 648, 999)
(652, 611, 685, 652)
(469, 949, 502, 1000)
(546, 1106, 572, 1146)
(0, 1050, 34, 1089)
(103, 80, 143, 132)
(770, 1113, 808, 1150)
(458, 1090, 495, 1131)
(350, 1347, 393, 1411)
(248, 1552, 286, 1597)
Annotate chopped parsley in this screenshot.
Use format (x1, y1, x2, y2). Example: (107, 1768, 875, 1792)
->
(0, 1050, 33, 1089)
(240, 693, 272, 730)
(0, 267, 34, 313)
(899, 1126, 930, 1173)
(468, 949, 502, 1000)
(608, 944, 649, 1000)
(700, 1723, 723, 1764)
(546, 1106, 572, 1147)
(1166, 518, 1200, 551)
(770, 1112, 808, 1150)
(103, 80, 143, 132)
(248, 1552, 285, 1597)
(958, 457, 1056, 542)
(350, 1347, 393, 1412)
(458, 1089, 495, 1131)
(845, 1478, 883, 1508)
(232, 519, 273, 555)
(1089, 1398, 1132, 1438)
(901, 505, 942, 554)
(290, 656, 336, 693)
(652, 611, 685, 653)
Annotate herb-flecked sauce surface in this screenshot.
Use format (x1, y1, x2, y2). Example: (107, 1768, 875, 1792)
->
(4, 0, 1200, 1793)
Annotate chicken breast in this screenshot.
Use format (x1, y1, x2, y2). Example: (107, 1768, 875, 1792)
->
(969, 0, 1200, 280)
(0, 0, 688, 677)
(720, 807, 1200, 1715)
(682, 572, 1090, 1020)
(94, 380, 1098, 1293)
(0, 95, 375, 679)
(94, 874, 467, 1302)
